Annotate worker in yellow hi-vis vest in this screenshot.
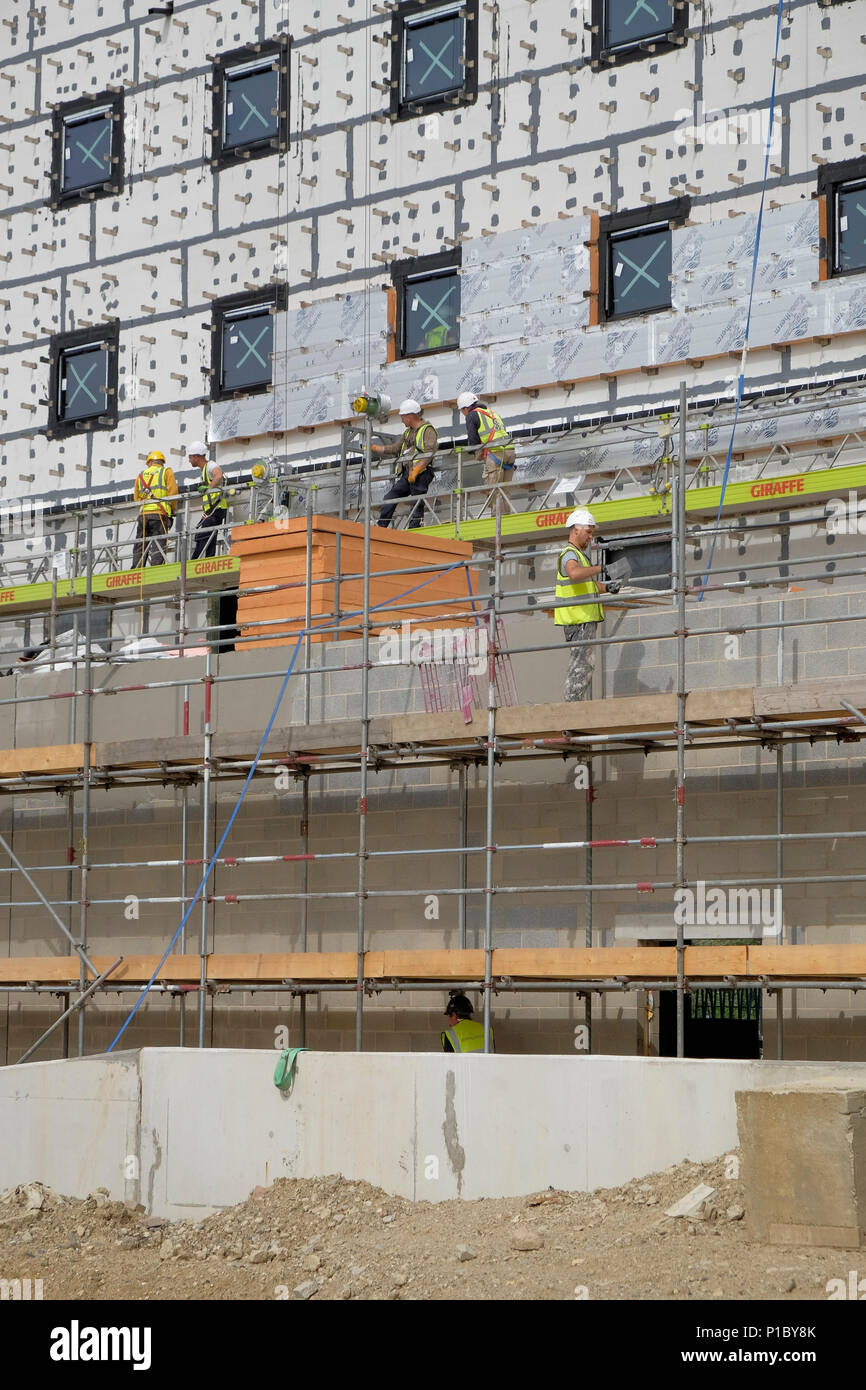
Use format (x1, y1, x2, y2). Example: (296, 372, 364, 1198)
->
(373, 398, 438, 529)
(132, 450, 178, 568)
(555, 507, 611, 702)
(441, 992, 494, 1053)
(458, 391, 515, 485)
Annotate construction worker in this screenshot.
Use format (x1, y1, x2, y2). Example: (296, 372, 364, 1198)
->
(373, 398, 437, 529)
(555, 507, 609, 702)
(132, 450, 178, 568)
(457, 392, 515, 485)
(192, 463, 228, 559)
(441, 992, 494, 1053)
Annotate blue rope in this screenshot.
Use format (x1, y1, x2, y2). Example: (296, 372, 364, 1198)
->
(106, 556, 468, 1052)
(697, 0, 785, 600)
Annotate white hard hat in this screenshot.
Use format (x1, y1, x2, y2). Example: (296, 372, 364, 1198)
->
(457, 391, 478, 410)
(566, 508, 597, 528)
(188, 440, 207, 457)
(398, 398, 421, 416)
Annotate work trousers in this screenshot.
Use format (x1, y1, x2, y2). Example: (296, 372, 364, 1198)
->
(563, 621, 599, 701)
(132, 512, 170, 569)
(481, 447, 516, 485)
(191, 510, 226, 560)
(378, 469, 432, 529)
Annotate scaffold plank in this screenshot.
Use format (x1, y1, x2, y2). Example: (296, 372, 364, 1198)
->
(747, 946, 866, 978)
(0, 745, 85, 776)
(365, 950, 485, 979)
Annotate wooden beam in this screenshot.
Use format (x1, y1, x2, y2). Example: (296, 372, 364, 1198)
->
(1, 944, 865, 986)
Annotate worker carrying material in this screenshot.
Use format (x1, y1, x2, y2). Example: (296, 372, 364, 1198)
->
(192, 463, 228, 559)
(132, 450, 178, 568)
(373, 398, 438, 529)
(441, 992, 494, 1053)
(457, 391, 515, 485)
(554, 507, 613, 702)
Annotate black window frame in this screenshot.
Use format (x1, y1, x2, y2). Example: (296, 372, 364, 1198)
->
(817, 156, 866, 279)
(391, 250, 461, 360)
(598, 198, 690, 323)
(210, 285, 288, 403)
(590, 0, 688, 69)
(211, 36, 290, 170)
(50, 89, 124, 209)
(390, 0, 479, 122)
(47, 321, 119, 438)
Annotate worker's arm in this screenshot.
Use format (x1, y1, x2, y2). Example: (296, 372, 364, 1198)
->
(133, 477, 142, 503)
(371, 438, 401, 457)
(164, 467, 179, 512)
(564, 553, 606, 592)
(465, 409, 483, 451)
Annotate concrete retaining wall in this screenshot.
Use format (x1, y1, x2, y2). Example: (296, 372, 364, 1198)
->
(3, 1048, 865, 1218)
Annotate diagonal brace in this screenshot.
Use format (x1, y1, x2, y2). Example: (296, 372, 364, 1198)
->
(0, 830, 99, 979)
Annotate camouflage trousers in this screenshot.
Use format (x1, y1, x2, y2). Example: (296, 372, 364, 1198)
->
(563, 621, 598, 701)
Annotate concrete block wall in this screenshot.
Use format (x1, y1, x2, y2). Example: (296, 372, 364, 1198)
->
(2, 0, 866, 496)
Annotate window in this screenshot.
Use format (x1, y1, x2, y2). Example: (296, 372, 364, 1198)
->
(47, 322, 119, 436)
(391, 251, 461, 359)
(590, 0, 688, 68)
(51, 91, 123, 206)
(817, 157, 866, 278)
(598, 199, 689, 322)
(211, 287, 287, 400)
(390, 1, 478, 120)
(212, 38, 289, 167)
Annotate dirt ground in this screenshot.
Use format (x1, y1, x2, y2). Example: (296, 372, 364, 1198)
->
(0, 1154, 853, 1301)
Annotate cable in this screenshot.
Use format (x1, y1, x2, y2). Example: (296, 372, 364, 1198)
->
(697, 0, 785, 599)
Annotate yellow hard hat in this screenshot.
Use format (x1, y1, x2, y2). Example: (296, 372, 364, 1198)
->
(146, 450, 165, 463)
(251, 463, 266, 480)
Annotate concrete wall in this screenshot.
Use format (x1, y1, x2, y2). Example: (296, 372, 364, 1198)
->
(4, 1048, 865, 1217)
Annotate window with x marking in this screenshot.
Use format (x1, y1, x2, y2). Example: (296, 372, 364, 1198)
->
(59, 344, 109, 422)
(220, 305, 275, 394)
(391, 1, 478, 119)
(48, 323, 119, 437)
(213, 40, 289, 167)
(51, 91, 123, 206)
(224, 58, 280, 152)
(605, 0, 676, 49)
(606, 224, 672, 319)
(402, 266, 460, 358)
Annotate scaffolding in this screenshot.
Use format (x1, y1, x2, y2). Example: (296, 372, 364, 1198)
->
(2, 383, 866, 1065)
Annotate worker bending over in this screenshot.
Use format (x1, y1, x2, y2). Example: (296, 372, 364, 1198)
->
(458, 392, 515, 484)
(373, 398, 438, 529)
(132, 450, 177, 568)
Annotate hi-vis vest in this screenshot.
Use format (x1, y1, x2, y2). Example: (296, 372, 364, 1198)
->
(441, 1018, 494, 1053)
(555, 546, 604, 626)
(396, 422, 436, 476)
(198, 463, 226, 518)
(473, 405, 511, 453)
(137, 463, 172, 518)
